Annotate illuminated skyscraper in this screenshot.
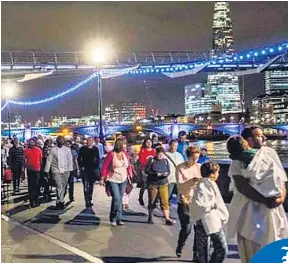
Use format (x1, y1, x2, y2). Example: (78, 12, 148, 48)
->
(265, 70, 288, 93)
(207, 2, 241, 114)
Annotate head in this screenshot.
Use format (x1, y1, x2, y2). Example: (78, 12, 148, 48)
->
(227, 135, 249, 159)
(65, 140, 72, 148)
(56, 136, 65, 148)
(155, 146, 165, 159)
(186, 146, 200, 164)
(37, 139, 44, 148)
(241, 125, 265, 149)
(73, 133, 78, 140)
(94, 136, 100, 144)
(169, 139, 178, 153)
(113, 138, 124, 153)
(178, 131, 187, 142)
(142, 138, 153, 149)
(44, 139, 52, 147)
(28, 138, 36, 148)
(87, 137, 94, 147)
(201, 161, 220, 181)
(152, 134, 158, 143)
(200, 147, 208, 156)
(13, 137, 19, 146)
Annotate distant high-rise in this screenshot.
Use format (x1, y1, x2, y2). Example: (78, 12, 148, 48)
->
(208, 2, 241, 114)
(265, 70, 288, 94)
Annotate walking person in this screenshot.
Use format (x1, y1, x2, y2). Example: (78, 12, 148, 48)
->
(138, 138, 156, 206)
(165, 139, 184, 203)
(177, 131, 189, 161)
(94, 136, 105, 160)
(175, 146, 202, 259)
(78, 137, 100, 208)
(9, 137, 24, 194)
(145, 146, 175, 225)
(45, 136, 73, 210)
(227, 125, 288, 263)
(190, 161, 229, 263)
(64, 140, 79, 202)
(100, 138, 133, 226)
(197, 147, 210, 164)
(23, 138, 43, 207)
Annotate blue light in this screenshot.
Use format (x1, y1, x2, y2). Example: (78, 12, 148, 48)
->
(189, 65, 193, 68)
(261, 50, 266, 54)
(1, 101, 9, 111)
(278, 46, 283, 51)
(156, 69, 160, 73)
(219, 60, 224, 63)
(254, 52, 258, 56)
(169, 68, 174, 71)
(246, 54, 251, 58)
(239, 56, 243, 60)
(161, 69, 165, 72)
(269, 48, 274, 52)
(151, 69, 154, 73)
(165, 68, 170, 72)
(212, 61, 217, 64)
(9, 73, 98, 106)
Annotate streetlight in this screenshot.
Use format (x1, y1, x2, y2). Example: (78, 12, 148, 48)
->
(2, 83, 18, 139)
(90, 45, 109, 143)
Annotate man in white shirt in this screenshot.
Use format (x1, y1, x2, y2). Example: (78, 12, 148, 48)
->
(93, 136, 105, 160)
(227, 125, 287, 263)
(165, 139, 184, 201)
(45, 136, 73, 210)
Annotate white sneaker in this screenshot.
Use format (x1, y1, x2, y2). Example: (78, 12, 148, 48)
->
(110, 222, 117, 227)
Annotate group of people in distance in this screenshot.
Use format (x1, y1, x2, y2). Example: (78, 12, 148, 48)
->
(2, 125, 288, 263)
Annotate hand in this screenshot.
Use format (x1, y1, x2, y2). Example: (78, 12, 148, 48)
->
(99, 179, 105, 186)
(264, 197, 281, 209)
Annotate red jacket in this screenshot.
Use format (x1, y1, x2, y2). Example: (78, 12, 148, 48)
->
(101, 151, 133, 180)
(138, 147, 156, 171)
(23, 147, 43, 171)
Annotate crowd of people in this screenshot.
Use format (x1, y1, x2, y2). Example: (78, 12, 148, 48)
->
(1, 125, 287, 263)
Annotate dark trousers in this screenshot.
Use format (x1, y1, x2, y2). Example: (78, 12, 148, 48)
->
(65, 170, 77, 200)
(82, 168, 97, 204)
(138, 171, 148, 201)
(168, 183, 177, 201)
(27, 170, 40, 204)
(11, 164, 22, 192)
(195, 220, 227, 263)
(39, 171, 51, 198)
(107, 180, 127, 223)
(177, 202, 197, 258)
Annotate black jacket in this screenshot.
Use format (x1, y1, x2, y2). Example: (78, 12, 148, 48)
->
(78, 146, 100, 169)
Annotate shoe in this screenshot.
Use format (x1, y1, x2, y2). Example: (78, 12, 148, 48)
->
(29, 202, 36, 208)
(69, 197, 74, 202)
(165, 219, 176, 225)
(16, 189, 21, 193)
(138, 198, 145, 206)
(90, 202, 94, 206)
(148, 216, 154, 224)
(176, 245, 182, 258)
(85, 202, 92, 208)
(110, 222, 117, 227)
(117, 221, 125, 226)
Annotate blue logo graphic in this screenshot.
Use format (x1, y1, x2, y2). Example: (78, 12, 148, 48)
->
(249, 239, 288, 263)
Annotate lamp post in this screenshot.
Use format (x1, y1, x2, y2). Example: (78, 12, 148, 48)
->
(91, 46, 108, 143)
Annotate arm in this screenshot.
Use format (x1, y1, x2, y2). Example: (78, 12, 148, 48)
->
(144, 158, 153, 175)
(233, 175, 280, 208)
(95, 147, 100, 169)
(101, 152, 113, 179)
(44, 149, 53, 173)
(77, 147, 83, 168)
(68, 149, 73, 172)
(275, 182, 287, 205)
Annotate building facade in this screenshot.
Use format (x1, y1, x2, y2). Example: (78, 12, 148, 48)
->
(207, 1, 241, 114)
(265, 70, 288, 94)
(184, 83, 214, 115)
(104, 102, 146, 123)
(250, 91, 288, 124)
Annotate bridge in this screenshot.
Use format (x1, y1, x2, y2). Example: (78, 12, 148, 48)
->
(1, 42, 288, 77)
(2, 123, 288, 141)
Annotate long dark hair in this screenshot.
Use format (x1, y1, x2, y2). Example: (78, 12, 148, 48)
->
(141, 138, 153, 149)
(113, 138, 124, 153)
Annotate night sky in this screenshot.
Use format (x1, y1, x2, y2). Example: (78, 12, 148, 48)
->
(1, 1, 288, 122)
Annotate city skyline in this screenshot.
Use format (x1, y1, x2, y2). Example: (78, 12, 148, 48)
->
(1, 2, 288, 122)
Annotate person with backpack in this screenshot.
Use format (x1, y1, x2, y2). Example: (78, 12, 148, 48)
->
(145, 146, 175, 225)
(165, 140, 184, 202)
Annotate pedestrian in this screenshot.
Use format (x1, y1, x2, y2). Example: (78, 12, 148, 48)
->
(177, 131, 189, 161)
(8, 137, 24, 194)
(94, 136, 105, 160)
(138, 138, 156, 206)
(64, 140, 79, 202)
(145, 146, 175, 225)
(175, 146, 202, 260)
(165, 139, 184, 202)
(190, 161, 229, 263)
(78, 137, 100, 208)
(226, 125, 288, 263)
(23, 138, 43, 207)
(197, 147, 210, 164)
(44, 136, 73, 210)
(101, 138, 133, 226)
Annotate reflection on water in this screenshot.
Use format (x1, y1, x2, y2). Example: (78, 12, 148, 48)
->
(130, 140, 288, 165)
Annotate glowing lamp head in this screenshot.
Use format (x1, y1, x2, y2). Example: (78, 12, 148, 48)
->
(91, 47, 108, 64)
(2, 82, 18, 99)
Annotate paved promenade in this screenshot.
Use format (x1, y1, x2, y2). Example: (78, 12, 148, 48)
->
(2, 182, 241, 263)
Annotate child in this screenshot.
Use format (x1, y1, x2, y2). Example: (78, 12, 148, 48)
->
(190, 161, 229, 263)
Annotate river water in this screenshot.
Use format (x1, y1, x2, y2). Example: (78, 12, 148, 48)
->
(130, 139, 288, 166)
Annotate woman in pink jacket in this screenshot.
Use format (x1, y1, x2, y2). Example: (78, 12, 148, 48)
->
(100, 138, 133, 227)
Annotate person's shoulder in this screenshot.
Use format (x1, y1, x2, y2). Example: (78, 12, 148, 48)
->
(228, 160, 244, 176)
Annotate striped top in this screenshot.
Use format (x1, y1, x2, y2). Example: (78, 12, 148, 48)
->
(9, 145, 24, 167)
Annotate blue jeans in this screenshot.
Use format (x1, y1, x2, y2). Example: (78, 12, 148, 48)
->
(168, 183, 177, 200)
(107, 180, 127, 223)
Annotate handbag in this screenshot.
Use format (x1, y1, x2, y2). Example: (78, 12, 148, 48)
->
(4, 168, 13, 183)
